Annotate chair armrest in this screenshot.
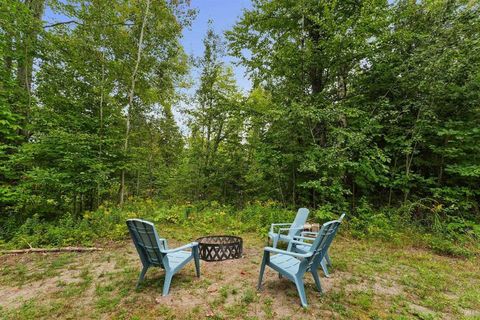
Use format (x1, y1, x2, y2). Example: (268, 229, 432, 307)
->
(270, 223, 292, 233)
(301, 231, 318, 237)
(286, 239, 311, 252)
(273, 226, 304, 236)
(161, 242, 198, 254)
(290, 239, 312, 246)
(293, 235, 316, 241)
(264, 246, 313, 259)
(279, 227, 304, 231)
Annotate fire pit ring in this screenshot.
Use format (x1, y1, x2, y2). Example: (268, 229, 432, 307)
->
(196, 235, 243, 262)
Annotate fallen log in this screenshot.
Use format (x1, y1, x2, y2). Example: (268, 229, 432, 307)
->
(0, 247, 103, 254)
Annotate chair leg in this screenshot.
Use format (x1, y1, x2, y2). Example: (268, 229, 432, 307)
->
(321, 258, 330, 278)
(162, 272, 174, 296)
(136, 265, 149, 288)
(294, 277, 308, 308)
(257, 253, 268, 290)
(193, 247, 201, 277)
(325, 252, 332, 267)
(311, 268, 323, 293)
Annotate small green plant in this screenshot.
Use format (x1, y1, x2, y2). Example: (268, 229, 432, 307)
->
(262, 297, 274, 318)
(241, 288, 257, 305)
(1, 199, 478, 258)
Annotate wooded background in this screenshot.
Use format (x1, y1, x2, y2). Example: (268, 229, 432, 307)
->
(1, 0, 479, 243)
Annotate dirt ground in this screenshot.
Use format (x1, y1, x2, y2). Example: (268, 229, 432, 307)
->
(1, 234, 479, 319)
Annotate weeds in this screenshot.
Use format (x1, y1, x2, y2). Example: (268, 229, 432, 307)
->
(2, 200, 478, 259)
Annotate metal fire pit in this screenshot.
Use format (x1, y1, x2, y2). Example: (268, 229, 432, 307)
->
(196, 235, 243, 262)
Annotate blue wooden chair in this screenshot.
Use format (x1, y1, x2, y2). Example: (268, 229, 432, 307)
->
(268, 208, 309, 248)
(126, 219, 200, 296)
(290, 213, 345, 277)
(258, 217, 343, 307)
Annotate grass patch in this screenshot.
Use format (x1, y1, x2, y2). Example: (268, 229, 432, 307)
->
(0, 224, 479, 319)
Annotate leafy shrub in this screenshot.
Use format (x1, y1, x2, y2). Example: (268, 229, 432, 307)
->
(311, 204, 338, 223)
(424, 235, 474, 258)
(347, 200, 403, 242)
(443, 216, 480, 242)
(6, 214, 92, 248)
(1, 199, 479, 259)
(0, 200, 283, 249)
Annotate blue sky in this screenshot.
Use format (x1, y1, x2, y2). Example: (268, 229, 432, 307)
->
(182, 0, 253, 91)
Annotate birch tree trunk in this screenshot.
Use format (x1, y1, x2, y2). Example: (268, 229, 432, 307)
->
(16, 0, 45, 138)
(119, 0, 151, 205)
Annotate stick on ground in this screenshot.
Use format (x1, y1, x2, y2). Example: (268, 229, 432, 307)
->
(1, 247, 103, 255)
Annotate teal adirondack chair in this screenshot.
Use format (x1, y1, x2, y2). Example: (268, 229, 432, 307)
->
(258, 217, 343, 307)
(268, 208, 309, 248)
(291, 213, 345, 277)
(126, 219, 200, 296)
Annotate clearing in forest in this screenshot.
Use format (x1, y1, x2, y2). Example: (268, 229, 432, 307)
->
(1, 233, 479, 319)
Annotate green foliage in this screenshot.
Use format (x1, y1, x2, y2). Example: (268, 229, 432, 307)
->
(174, 24, 249, 204)
(1, 0, 479, 254)
(0, 200, 273, 248)
(1, 0, 190, 218)
(1, 200, 477, 259)
(348, 200, 403, 242)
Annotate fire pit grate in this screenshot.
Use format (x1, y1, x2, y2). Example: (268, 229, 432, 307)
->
(196, 235, 243, 262)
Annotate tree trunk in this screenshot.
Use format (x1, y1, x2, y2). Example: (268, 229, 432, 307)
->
(16, 0, 45, 138)
(292, 165, 296, 207)
(305, 17, 327, 146)
(136, 169, 140, 196)
(3, 31, 13, 79)
(17, 0, 45, 91)
(388, 157, 398, 207)
(351, 177, 356, 212)
(438, 137, 448, 185)
(120, 0, 151, 205)
(73, 192, 77, 215)
(403, 108, 422, 204)
(97, 41, 106, 209)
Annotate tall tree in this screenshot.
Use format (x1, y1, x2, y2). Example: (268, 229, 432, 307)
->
(179, 25, 246, 202)
(120, 0, 151, 205)
(1, 0, 192, 221)
(228, 0, 390, 208)
(228, 0, 479, 219)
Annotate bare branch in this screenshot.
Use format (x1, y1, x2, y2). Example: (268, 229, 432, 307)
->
(43, 20, 80, 28)
(43, 21, 136, 29)
(1, 247, 103, 254)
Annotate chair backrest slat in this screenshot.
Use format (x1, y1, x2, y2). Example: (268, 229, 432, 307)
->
(288, 208, 310, 238)
(304, 217, 342, 269)
(126, 219, 164, 267)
